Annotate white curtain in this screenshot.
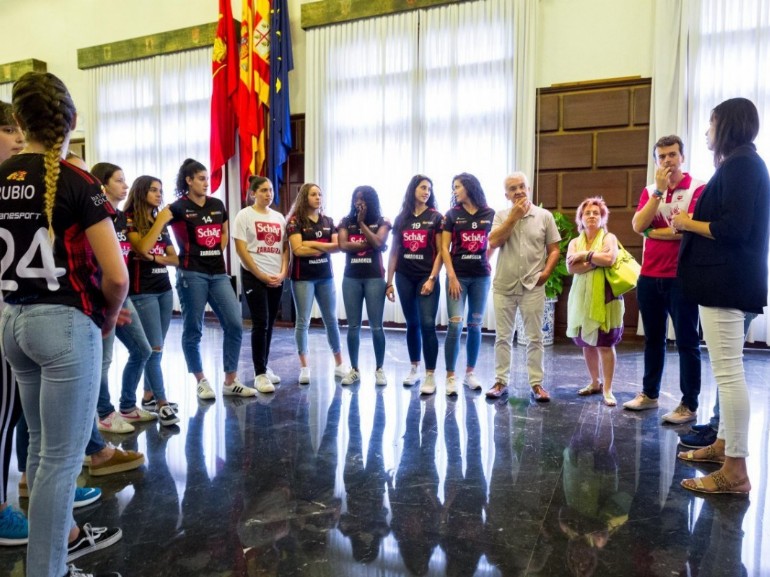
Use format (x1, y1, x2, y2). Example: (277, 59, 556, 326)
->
(306, 0, 531, 327)
(686, 0, 770, 343)
(0, 83, 11, 103)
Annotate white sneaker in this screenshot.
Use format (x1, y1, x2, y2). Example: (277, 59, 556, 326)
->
(334, 364, 351, 378)
(249, 375, 272, 394)
(464, 372, 482, 390)
(224, 378, 258, 397)
(446, 375, 458, 396)
(299, 367, 311, 384)
(403, 366, 420, 386)
(196, 378, 215, 400)
(341, 368, 360, 385)
(420, 373, 436, 395)
(97, 412, 135, 434)
(662, 404, 697, 425)
(265, 367, 281, 384)
(375, 368, 387, 386)
(623, 392, 659, 411)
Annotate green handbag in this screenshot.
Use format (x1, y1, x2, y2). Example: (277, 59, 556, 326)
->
(604, 243, 641, 297)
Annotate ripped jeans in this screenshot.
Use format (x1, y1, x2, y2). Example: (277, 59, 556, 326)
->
(444, 276, 491, 372)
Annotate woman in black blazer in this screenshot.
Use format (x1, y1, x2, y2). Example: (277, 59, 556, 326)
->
(673, 97, 769, 495)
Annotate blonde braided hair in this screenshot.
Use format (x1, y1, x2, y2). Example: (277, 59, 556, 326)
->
(12, 72, 76, 241)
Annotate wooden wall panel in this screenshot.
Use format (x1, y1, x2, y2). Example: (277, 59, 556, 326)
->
(596, 129, 649, 167)
(538, 133, 593, 170)
(563, 90, 630, 130)
(535, 77, 651, 339)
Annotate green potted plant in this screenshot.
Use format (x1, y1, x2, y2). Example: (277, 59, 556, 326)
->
(516, 208, 578, 346)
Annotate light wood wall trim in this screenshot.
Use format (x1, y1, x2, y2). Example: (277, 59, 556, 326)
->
(0, 59, 47, 85)
(77, 23, 217, 70)
(301, 0, 472, 29)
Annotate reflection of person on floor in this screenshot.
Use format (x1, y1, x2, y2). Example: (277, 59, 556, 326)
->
(339, 390, 389, 563)
(291, 388, 343, 558)
(440, 397, 487, 576)
(559, 410, 632, 577)
(484, 399, 552, 576)
(179, 402, 246, 575)
(388, 391, 441, 576)
(687, 497, 749, 577)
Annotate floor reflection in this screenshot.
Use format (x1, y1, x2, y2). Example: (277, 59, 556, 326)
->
(1, 321, 768, 577)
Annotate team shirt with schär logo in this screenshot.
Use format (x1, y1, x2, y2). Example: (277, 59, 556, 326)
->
(338, 215, 391, 279)
(112, 210, 131, 265)
(286, 214, 336, 281)
(393, 209, 443, 278)
(443, 205, 495, 277)
(232, 206, 286, 277)
(168, 196, 228, 275)
(125, 212, 173, 295)
(0, 154, 113, 327)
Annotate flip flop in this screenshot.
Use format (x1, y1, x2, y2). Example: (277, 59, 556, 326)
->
(677, 444, 725, 464)
(603, 393, 617, 407)
(681, 471, 750, 495)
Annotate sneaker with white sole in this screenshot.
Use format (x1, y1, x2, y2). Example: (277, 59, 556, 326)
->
(73, 487, 102, 509)
(299, 367, 311, 384)
(254, 374, 275, 393)
(196, 378, 215, 400)
(265, 367, 281, 384)
(446, 375, 458, 396)
(375, 368, 387, 386)
(623, 392, 659, 411)
(341, 368, 360, 385)
(334, 364, 351, 378)
(97, 412, 135, 434)
(67, 564, 122, 577)
(141, 397, 179, 412)
(463, 372, 482, 390)
(224, 378, 258, 396)
(119, 407, 157, 423)
(420, 374, 436, 395)
(67, 524, 122, 562)
(158, 405, 180, 427)
(662, 404, 697, 425)
(0, 505, 28, 546)
(403, 366, 420, 386)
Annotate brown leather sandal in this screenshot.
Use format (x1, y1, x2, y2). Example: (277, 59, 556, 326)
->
(677, 444, 725, 464)
(681, 470, 751, 495)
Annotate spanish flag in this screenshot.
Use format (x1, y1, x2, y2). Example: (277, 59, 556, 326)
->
(209, 0, 238, 193)
(237, 0, 270, 199)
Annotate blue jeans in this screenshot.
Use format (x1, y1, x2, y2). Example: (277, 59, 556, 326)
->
(708, 312, 757, 430)
(395, 272, 440, 371)
(131, 290, 173, 402)
(98, 298, 151, 416)
(291, 278, 342, 356)
(445, 276, 491, 372)
(1, 304, 101, 577)
(342, 276, 386, 369)
(176, 270, 243, 375)
(637, 275, 701, 411)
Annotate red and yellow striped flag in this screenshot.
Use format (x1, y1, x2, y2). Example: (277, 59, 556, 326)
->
(236, 0, 271, 198)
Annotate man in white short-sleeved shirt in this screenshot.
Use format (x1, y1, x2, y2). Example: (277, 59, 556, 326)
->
(486, 172, 561, 402)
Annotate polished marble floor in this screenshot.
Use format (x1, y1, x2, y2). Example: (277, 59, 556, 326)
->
(1, 320, 769, 576)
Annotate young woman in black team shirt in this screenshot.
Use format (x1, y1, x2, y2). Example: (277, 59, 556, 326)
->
(440, 173, 495, 397)
(156, 158, 252, 400)
(124, 176, 180, 426)
(286, 183, 348, 384)
(90, 162, 155, 434)
(0, 72, 127, 577)
(385, 175, 443, 393)
(337, 186, 391, 386)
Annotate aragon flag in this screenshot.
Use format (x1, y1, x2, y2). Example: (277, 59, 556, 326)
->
(237, 0, 271, 200)
(268, 0, 293, 203)
(209, 0, 238, 193)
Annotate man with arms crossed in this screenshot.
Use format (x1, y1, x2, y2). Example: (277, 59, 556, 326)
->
(486, 173, 560, 402)
(624, 135, 705, 423)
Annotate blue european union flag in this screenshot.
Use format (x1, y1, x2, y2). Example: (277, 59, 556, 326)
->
(269, 0, 294, 204)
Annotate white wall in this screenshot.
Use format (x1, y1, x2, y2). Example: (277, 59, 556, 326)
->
(1, 0, 653, 127)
